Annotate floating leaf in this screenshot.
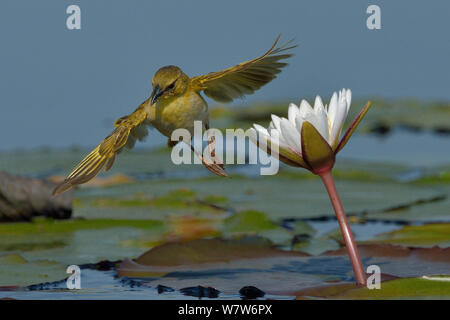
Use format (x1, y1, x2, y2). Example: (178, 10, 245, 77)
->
(0, 218, 168, 287)
(325, 243, 450, 263)
(132, 237, 295, 267)
(221, 210, 278, 233)
(335, 277, 450, 299)
(370, 223, 450, 246)
(165, 215, 221, 241)
(0, 254, 66, 287)
(0, 218, 164, 235)
(117, 237, 313, 289)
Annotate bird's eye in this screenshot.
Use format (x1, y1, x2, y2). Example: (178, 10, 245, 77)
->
(167, 81, 176, 90)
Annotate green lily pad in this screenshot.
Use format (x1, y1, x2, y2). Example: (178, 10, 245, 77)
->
(75, 188, 230, 221)
(336, 277, 450, 299)
(221, 210, 277, 233)
(0, 217, 163, 235)
(295, 276, 450, 299)
(414, 171, 450, 184)
(150, 189, 197, 208)
(0, 218, 168, 287)
(0, 254, 67, 287)
(371, 223, 450, 246)
(293, 238, 340, 256)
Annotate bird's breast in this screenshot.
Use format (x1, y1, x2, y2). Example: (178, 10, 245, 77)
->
(151, 91, 208, 137)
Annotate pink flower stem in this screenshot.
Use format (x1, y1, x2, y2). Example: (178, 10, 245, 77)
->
(319, 169, 366, 286)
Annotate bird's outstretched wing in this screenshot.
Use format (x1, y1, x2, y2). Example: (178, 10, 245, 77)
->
(53, 101, 150, 195)
(190, 35, 296, 103)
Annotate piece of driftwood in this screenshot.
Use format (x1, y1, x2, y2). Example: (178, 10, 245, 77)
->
(0, 171, 73, 221)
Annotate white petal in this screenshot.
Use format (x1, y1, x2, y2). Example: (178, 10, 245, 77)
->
(268, 125, 288, 146)
(253, 123, 269, 136)
(270, 114, 286, 142)
(248, 128, 258, 144)
(295, 115, 304, 135)
(249, 128, 272, 156)
(271, 114, 282, 131)
(345, 88, 352, 113)
(339, 90, 348, 116)
(314, 96, 324, 112)
(299, 99, 314, 118)
(302, 110, 329, 142)
(265, 127, 295, 158)
(314, 102, 330, 141)
(288, 103, 300, 125)
(250, 127, 272, 150)
(280, 118, 302, 154)
(327, 92, 338, 128)
(329, 92, 348, 148)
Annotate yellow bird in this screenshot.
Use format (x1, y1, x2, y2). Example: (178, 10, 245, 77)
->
(53, 35, 296, 195)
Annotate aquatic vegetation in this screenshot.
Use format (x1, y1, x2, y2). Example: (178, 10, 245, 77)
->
(0, 98, 449, 297)
(115, 238, 450, 298)
(221, 210, 278, 233)
(0, 217, 164, 235)
(0, 253, 67, 287)
(414, 171, 450, 184)
(372, 223, 450, 245)
(329, 277, 450, 299)
(76, 188, 229, 212)
(294, 276, 450, 299)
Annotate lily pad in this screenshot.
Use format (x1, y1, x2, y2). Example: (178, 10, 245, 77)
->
(0, 254, 67, 287)
(163, 215, 222, 242)
(0, 217, 164, 236)
(115, 239, 450, 297)
(221, 210, 278, 233)
(332, 277, 450, 299)
(74, 188, 230, 220)
(132, 237, 297, 267)
(0, 218, 167, 286)
(370, 223, 450, 246)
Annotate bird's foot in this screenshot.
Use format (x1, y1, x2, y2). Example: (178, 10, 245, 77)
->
(189, 143, 228, 177)
(201, 157, 228, 177)
(203, 134, 228, 177)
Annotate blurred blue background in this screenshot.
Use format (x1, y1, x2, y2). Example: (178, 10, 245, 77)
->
(0, 0, 449, 150)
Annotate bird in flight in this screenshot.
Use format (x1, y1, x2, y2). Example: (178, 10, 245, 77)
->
(53, 35, 296, 196)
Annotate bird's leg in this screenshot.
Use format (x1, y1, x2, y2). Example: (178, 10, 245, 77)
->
(206, 133, 223, 167)
(187, 141, 227, 177)
(208, 134, 216, 162)
(204, 124, 227, 176)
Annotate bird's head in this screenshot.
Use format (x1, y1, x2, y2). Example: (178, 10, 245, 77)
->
(150, 65, 189, 104)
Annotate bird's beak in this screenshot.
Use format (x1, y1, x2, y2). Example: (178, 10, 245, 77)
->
(150, 85, 163, 105)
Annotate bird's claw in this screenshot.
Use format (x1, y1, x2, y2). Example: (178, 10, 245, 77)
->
(203, 135, 228, 177)
(189, 142, 228, 177)
(201, 158, 228, 177)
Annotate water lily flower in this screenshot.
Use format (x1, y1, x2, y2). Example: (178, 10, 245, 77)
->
(249, 89, 372, 286)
